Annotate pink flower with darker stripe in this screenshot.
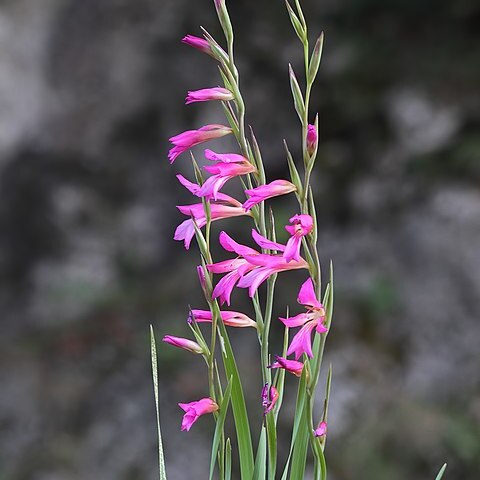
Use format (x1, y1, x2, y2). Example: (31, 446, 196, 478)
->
(279, 278, 327, 359)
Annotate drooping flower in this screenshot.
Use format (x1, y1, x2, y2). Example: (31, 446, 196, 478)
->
(162, 335, 204, 354)
(314, 421, 327, 438)
(189, 309, 256, 328)
(307, 123, 318, 157)
(267, 355, 304, 377)
(197, 150, 256, 200)
(284, 214, 314, 262)
(279, 278, 327, 359)
(174, 183, 250, 249)
(178, 397, 219, 432)
(207, 230, 307, 303)
(168, 124, 232, 164)
(185, 87, 234, 105)
(261, 384, 279, 415)
(243, 180, 297, 211)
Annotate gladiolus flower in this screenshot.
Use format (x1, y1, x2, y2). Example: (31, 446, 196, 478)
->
(168, 124, 232, 164)
(314, 421, 327, 438)
(182, 35, 213, 55)
(207, 230, 307, 303)
(284, 214, 314, 262)
(243, 180, 297, 211)
(178, 397, 218, 432)
(261, 384, 279, 415)
(307, 123, 318, 157)
(197, 150, 256, 200)
(197, 265, 207, 290)
(185, 87, 234, 105)
(174, 185, 250, 249)
(189, 309, 256, 328)
(268, 355, 304, 377)
(162, 335, 203, 354)
(280, 278, 327, 359)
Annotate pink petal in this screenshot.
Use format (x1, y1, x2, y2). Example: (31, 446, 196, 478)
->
(279, 312, 311, 328)
(286, 322, 316, 359)
(251, 229, 286, 252)
(297, 278, 322, 309)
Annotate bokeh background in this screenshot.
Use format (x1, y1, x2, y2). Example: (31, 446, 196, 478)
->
(1, 0, 479, 479)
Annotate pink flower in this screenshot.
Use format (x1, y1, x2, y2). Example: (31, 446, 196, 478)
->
(207, 230, 307, 302)
(178, 397, 219, 432)
(185, 87, 234, 105)
(197, 150, 256, 200)
(261, 384, 279, 415)
(314, 421, 327, 438)
(162, 335, 203, 354)
(284, 214, 314, 262)
(268, 355, 304, 377)
(168, 124, 232, 164)
(189, 309, 256, 328)
(182, 35, 213, 55)
(174, 184, 250, 249)
(280, 278, 327, 359)
(243, 180, 297, 211)
(307, 124, 318, 156)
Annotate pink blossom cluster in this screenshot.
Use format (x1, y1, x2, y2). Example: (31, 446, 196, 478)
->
(161, 29, 328, 437)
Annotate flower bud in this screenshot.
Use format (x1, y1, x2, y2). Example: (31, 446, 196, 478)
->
(307, 123, 318, 157)
(162, 335, 204, 354)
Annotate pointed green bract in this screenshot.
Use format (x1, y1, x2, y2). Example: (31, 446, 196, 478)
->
(289, 64, 305, 122)
(150, 326, 168, 480)
(307, 33, 324, 84)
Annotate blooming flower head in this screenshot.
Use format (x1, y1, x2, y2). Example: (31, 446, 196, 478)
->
(243, 180, 296, 211)
(268, 355, 304, 377)
(261, 384, 279, 415)
(189, 309, 256, 328)
(314, 421, 327, 438)
(307, 123, 318, 157)
(178, 397, 218, 431)
(284, 214, 314, 262)
(185, 87, 234, 105)
(207, 230, 308, 303)
(168, 124, 232, 164)
(279, 277, 327, 359)
(174, 177, 250, 249)
(196, 149, 256, 200)
(162, 335, 203, 354)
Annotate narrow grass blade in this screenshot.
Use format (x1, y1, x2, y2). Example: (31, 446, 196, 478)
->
(435, 463, 447, 480)
(150, 326, 168, 480)
(209, 377, 233, 480)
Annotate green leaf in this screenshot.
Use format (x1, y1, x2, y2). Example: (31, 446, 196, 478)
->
(289, 406, 309, 480)
(225, 438, 232, 480)
(435, 463, 447, 480)
(214, 305, 255, 478)
(281, 367, 308, 480)
(307, 33, 324, 84)
(209, 377, 233, 480)
(150, 326, 168, 480)
(253, 427, 267, 480)
(266, 413, 277, 480)
(289, 64, 305, 123)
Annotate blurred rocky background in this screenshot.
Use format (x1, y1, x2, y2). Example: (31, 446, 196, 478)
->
(0, 0, 479, 479)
